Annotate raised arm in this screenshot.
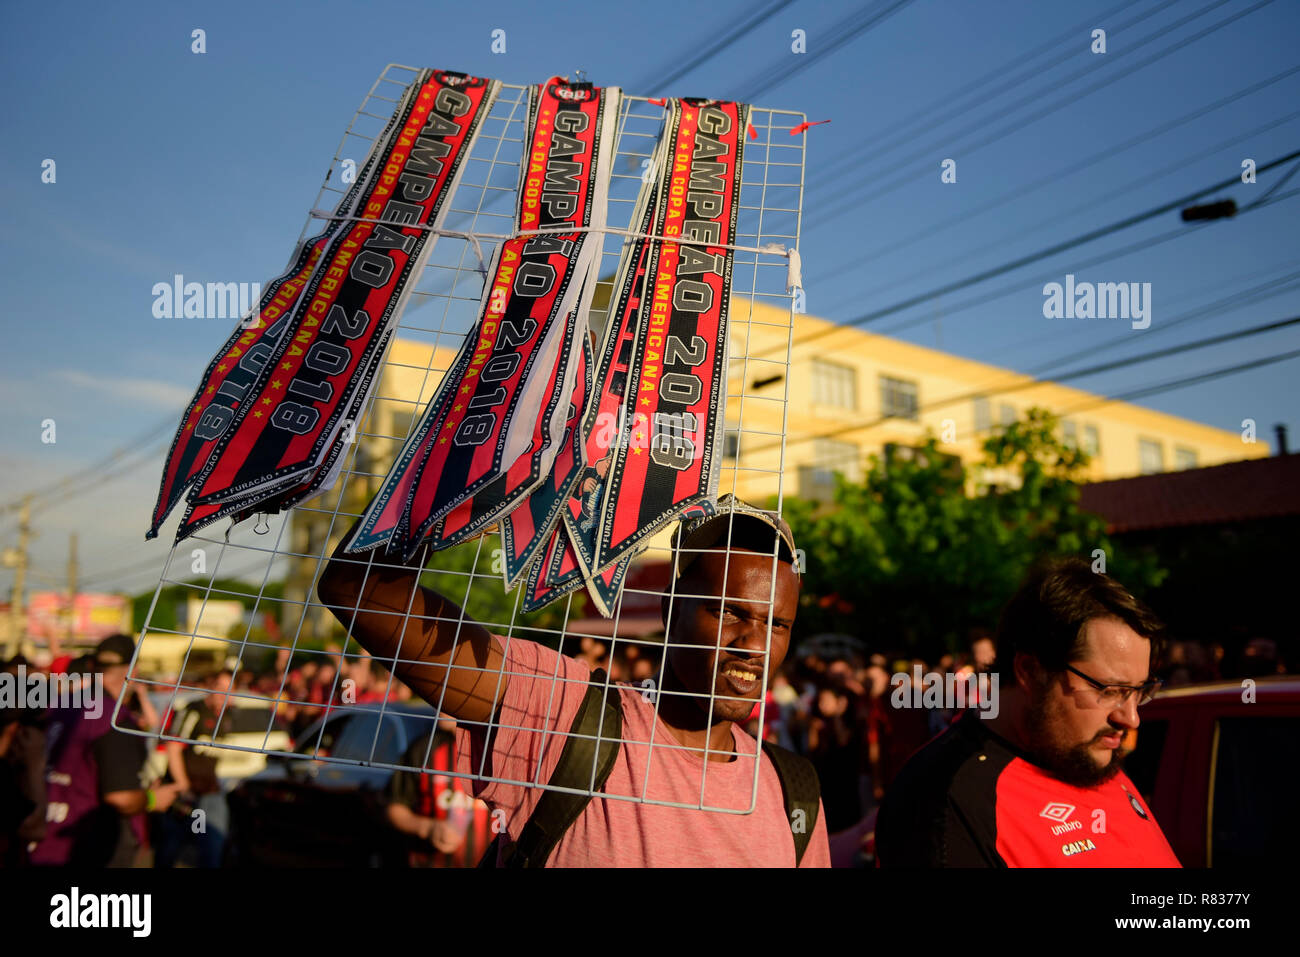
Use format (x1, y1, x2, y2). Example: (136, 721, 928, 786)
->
(316, 524, 507, 726)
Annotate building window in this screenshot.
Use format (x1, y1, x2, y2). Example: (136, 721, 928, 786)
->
(1061, 420, 1077, 448)
(1083, 424, 1100, 457)
(811, 359, 857, 410)
(723, 429, 741, 459)
(798, 439, 860, 502)
(1139, 439, 1164, 475)
(813, 438, 861, 480)
(973, 397, 991, 434)
(879, 375, 919, 421)
(1175, 447, 1198, 470)
(999, 403, 1017, 429)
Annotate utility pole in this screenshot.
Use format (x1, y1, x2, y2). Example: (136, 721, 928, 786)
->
(63, 532, 78, 653)
(4, 496, 32, 659)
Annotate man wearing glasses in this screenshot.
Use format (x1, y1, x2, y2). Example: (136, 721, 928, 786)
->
(876, 557, 1179, 867)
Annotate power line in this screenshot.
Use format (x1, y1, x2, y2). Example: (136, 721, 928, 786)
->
(758, 148, 1300, 358)
(805, 0, 1165, 197)
(633, 0, 799, 95)
(1062, 343, 1300, 412)
(0, 416, 176, 517)
(808, 0, 1275, 227)
(868, 263, 1300, 396)
(874, 181, 1300, 338)
(815, 87, 1300, 312)
(1026, 268, 1300, 378)
(945, 255, 1300, 370)
(78, 553, 180, 590)
(729, 0, 918, 103)
(745, 312, 1300, 454)
(1243, 156, 1300, 208)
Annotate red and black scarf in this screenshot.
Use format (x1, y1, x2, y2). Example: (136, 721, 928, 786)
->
(149, 70, 498, 541)
(591, 99, 747, 572)
(353, 78, 619, 558)
(347, 91, 753, 620)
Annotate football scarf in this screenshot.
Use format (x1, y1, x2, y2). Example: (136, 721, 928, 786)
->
(398, 78, 619, 553)
(582, 552, 635, 618)
(344, 325, 480, 553)
(521, 522, 586, 613)
(187, 71, 499, 512)
(517, 100, 670, 614)
(172, 382, 367, 540)
(499, 331, 592, 588)
(148, 248, 330, 540)
(355, 78, 619, 558)
(592, 99, 747, 571)
(519, 522, 633, 616)
(149, 68, 425, 539)
(562, 139, 665, 583)
(417, 297, 586, 558)
(148, 69, 497, 541)
(523, 522, 633, 617)
(508, 104, 669, 607)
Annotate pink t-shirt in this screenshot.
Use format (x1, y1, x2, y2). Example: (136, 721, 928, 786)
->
(454, 637, 831, 867)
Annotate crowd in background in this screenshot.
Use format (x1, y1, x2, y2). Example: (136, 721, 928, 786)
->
(1, 627, 1291, 868)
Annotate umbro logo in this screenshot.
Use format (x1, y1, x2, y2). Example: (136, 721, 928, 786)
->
(1039, 802, 1076, 823)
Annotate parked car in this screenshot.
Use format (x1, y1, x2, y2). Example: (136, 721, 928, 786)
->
(226, 702, 439, 867)
(1123, 675, 1300, 867)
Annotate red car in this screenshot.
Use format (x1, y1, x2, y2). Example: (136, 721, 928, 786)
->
(1124, 676, 1300, 868)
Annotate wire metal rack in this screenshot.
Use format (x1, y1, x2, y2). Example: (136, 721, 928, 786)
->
(118, 63, 808, 820)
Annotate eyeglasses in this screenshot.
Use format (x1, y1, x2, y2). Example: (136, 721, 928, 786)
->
(1064, 664, 1163, 708)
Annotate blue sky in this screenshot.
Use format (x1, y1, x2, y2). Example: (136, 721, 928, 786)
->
(1, 0, 1297, 596)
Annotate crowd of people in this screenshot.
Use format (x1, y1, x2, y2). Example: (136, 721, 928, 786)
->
(0, 638, 416, 867)
(566, 620, 1292, 863)
(0, 611, 1289, 868)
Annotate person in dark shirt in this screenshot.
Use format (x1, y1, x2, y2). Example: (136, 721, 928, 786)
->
(158, 668, 234, 867)
(1, 655, 47, 866)
(386, 716, 495, 867)
(806, 682, 864, 832)
(876, 558, 1179, 868)
(30, 634, 180, 867)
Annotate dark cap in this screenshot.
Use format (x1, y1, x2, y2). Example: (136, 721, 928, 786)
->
(94, 633, 136, 668)
(670, 494, 799, 579)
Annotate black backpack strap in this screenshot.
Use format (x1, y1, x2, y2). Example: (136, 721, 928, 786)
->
(763, 743, 822, 866)
(478, 668, 623, 868)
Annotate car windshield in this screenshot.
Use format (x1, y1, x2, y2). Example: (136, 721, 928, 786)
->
(330, 711, 406, 765)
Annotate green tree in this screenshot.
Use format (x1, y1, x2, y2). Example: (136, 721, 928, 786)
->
(131, 578, 285, 634)
(776, 407, 1164, 661)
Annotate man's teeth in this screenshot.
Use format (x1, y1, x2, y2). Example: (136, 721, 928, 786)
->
(723, 667, 759, 681)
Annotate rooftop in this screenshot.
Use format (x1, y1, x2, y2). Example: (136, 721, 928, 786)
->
(1079, 454, 1300, 533)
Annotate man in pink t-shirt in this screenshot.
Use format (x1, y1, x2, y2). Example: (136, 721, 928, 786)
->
(319, 500, 830, 867)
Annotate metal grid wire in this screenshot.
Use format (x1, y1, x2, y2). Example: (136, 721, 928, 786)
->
(118, 63, 807, 818)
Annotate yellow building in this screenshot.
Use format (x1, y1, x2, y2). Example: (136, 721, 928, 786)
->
(721, 299, 1265, 506)
(283, 297, 1262, 636)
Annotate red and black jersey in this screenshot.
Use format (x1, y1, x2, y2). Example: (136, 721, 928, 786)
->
(388, 730, 493, 868)
(876, 710, 1180, 868)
